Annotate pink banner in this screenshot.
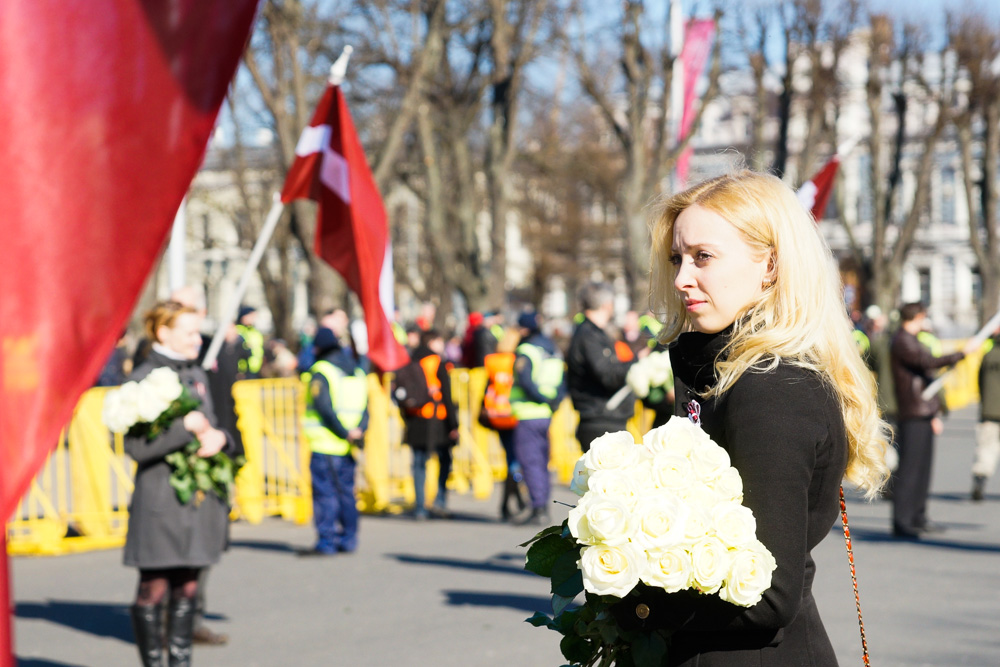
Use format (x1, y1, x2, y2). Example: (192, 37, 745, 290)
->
(676, 18, 716, 188)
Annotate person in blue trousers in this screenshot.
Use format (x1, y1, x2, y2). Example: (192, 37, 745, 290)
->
(299, 327, 369, 555)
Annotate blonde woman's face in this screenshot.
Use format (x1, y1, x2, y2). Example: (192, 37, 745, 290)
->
(671, 205, 771, 334)
(157, 312, 204, 360)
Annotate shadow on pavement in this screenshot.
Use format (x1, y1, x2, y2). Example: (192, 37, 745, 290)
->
(363, 511, 499, 525)
(387, 552, 534, 577)
(845, 525, 1000, 552)
(228, 539, 298, 554)
(15, 600, 132, 643)
(17, 659, 84, 667)
(444, 590, 553, 614)
(930, 491, 1000, 502)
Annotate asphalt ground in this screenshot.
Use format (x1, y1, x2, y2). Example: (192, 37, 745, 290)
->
(11, 405, 1000, 666)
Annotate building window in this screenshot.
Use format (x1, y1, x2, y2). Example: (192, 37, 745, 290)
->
(941, 166, 956, 225)
(918, 267, 931, 306)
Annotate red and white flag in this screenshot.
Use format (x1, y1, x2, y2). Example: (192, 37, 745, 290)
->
(281, 83, 410, 372)
(797, 155, 840, 222)
(675, 18, 716, 189)
(0, 0, 258, 655)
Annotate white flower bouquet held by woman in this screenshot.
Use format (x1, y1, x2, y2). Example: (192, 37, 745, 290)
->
(103, 368, 244, 504)
(523, 417, 776, 666)
(606, 351, 673, 411)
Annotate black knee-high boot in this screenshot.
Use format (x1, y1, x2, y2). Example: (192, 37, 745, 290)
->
(166, 596, 196, 667)
(130, 602, 165, 667)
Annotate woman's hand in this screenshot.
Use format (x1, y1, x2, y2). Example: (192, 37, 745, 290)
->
(183, 411, 211, 435)
(196, 428, 227, 457)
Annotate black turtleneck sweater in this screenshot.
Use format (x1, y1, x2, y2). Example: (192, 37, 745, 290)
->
(624, 329, 849, 666)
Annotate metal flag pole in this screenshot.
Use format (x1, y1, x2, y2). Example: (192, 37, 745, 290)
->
(0, 529, 12, 666)
(920, 307, 1000, 401)
(201, 193, 285, 371)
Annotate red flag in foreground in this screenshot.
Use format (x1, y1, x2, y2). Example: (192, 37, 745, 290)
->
(676, 18, 716, 189)
(0, 1, 259, 523)
(281, 84, 410, 372)
(798, 155, 841, 223)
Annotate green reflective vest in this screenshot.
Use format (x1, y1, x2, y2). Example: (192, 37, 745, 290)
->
(852, 329, 871, 355)
(917, 331, 943, 357)
(236, 324, 265, 375)
(302, 361, 368, 455)
(510, 343, 564, 420)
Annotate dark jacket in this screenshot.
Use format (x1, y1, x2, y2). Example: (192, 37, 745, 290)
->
(394, 346, 458, 451)
(123, 350, 235, 569)
(513, 331, 568, 412)
(890, 328, 964, 420)
(309, 344, 370, 440)
(566, 317, 634, 425)
(619, 329, 848, 666)
(461, 325, 497, 368)
(979, 337, 1000, 422)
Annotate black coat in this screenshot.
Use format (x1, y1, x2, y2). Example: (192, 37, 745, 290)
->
(566, 317, 634, 425)
(890, 328, 963, 420)
(394, 346, 458, 451)
(123, 351, 234, 570)
(622, 329, 848, 666)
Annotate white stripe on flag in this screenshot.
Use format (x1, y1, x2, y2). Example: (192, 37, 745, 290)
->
(294, 124, 330, 157)
(796, 181, 818, 212)
(379, 242, 396, 321)
(320, 146, 351, 205)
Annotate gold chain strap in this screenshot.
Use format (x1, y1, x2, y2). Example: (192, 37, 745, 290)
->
(839, 486, 871, 666)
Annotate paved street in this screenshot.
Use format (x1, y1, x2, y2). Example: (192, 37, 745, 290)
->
(11, 406, 1000, 666)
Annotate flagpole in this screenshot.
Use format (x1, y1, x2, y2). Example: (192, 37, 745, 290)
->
(920, 307, 1000, 401)
(0, 528, 12, 666)
(202, 193, 285, 371)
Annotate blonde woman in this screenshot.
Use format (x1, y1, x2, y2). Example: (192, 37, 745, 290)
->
(619, 171, 892, 665)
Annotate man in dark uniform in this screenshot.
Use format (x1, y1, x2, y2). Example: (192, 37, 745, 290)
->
(567, 282, 635, 452)
(890, 302, 973, 538)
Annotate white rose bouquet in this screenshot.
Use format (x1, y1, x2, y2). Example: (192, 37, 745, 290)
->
(606, 351, 674, 411)
(523, 417, 776, 666)
(102, 368, 244, 505)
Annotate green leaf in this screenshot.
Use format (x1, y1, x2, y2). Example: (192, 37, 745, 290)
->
(525, 612, 556, 629)
(525, 533, 576, 578)
(552, 593, 577, 617)
(551, 549, 584, 598)
(559, 634, 594, 665)
(519, 522, 564, 548)
(630, 631, 668, 666)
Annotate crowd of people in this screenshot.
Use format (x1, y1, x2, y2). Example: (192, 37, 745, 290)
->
(100, 168, 1000, 666)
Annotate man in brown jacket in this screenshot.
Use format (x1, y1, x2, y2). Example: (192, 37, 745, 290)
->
(890, 303, 976, 538)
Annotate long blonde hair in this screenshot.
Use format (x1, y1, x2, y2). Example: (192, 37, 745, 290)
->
(649, 170, 890, 497)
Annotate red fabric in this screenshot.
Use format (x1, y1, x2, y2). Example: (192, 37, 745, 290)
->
(676, 18, 716, 188)
(281, 84, 410, 372)
(0, 0, 258, 527)
(803, 156, 840, 222)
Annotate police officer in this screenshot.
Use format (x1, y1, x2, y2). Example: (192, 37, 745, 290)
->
(510, 311, 567, 526)
(235, 305, 265, 379)
(299, 327, 368, 555)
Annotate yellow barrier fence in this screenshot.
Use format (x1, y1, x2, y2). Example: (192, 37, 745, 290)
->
(8, 342, 986, 555)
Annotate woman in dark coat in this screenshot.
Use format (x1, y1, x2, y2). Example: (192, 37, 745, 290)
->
(627, 171, 891, 665)
(124, 301, 234, 666)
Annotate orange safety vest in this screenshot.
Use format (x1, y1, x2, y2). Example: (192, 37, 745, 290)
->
(614, 340, 635, 362)
(415, 354, 449, 420)
(482, 352, 518, 430)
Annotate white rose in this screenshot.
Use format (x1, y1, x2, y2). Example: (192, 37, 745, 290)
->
(102, 388, 133, 433)
(689, 440, 731, 481)
(710, 467, 744, 503)
(642, 545, 693, 593)
(644, 416, 710, 457)
(569, 456, 590, 496)
(143, 367, 184, 405)
(683, 505, 714, 542)
(689, 536, 731, 594)
(649, 452, 694, 491)
(712, 502, 757, 549)
(583, 431, 640, 472)
(579, 543, 644, 598)
(135, 390, 170, 423)
(112, 382, 143, 430)
(631, 491, 689, 552)
(586, 468, 640, 510)
(719, 540, 777, 607)
(648, 365, 671, 388)
(679, 480, 722, 512)
(626, 364, 651, 398)
(568, 494, 633, 546)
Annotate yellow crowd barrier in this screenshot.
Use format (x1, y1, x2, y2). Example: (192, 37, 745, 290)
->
(8, 340, 985, 555)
